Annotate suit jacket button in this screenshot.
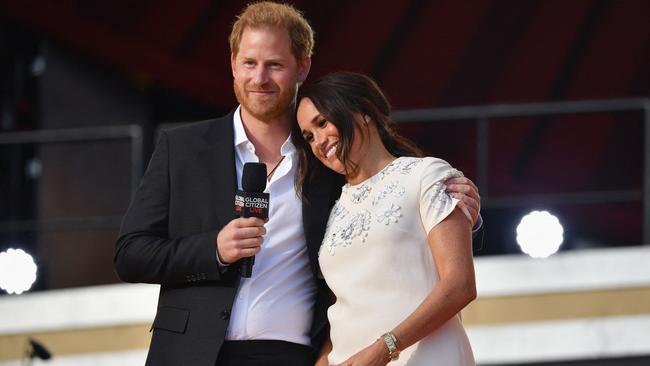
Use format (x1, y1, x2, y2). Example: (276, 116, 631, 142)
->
(220, 310, 230, 320)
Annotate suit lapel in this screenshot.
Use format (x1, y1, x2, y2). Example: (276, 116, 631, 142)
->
(197, 113, 237, 229)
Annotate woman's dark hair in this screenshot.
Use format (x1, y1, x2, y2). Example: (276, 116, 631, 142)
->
(292, 71, 422, 197)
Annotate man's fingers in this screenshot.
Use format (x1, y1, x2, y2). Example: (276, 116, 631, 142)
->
(447, 176, 478, 189)
(447, 183, 468, 194)
(453, 192, 478, 212)
(447, 183, 479, 198)
(446, 178, 479, 195)
(236, 237, 264, 249)
(452, 193, 479, 224)
(455, 200, 473, 223)
(232, 226, 266, 240)
(232, 217, 265, 228)
(217, 217, 266, 262)
(466, 205, 479, 225)
(237, 246, 261, 258)
(457, 192, 479, 211)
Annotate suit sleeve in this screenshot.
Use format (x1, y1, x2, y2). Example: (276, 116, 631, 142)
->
(114, 131, 225, 286)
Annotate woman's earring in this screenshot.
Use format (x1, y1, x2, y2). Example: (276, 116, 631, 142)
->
(363, 115, 370, 125)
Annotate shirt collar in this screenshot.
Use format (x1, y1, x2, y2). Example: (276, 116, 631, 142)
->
(281, 134, 296, 156)
(233, 105, 296, 157)
(233, 105, 249, 149)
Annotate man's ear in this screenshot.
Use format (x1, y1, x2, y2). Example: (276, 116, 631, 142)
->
(231, 53, 237, 77)
(298, 57, 311, 84)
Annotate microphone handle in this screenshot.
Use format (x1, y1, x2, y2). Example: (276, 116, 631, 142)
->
(240, 256, 255, 277)
(234, 189, 269, 278)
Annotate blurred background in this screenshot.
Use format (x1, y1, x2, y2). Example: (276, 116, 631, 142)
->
(0, 0, 649, 365)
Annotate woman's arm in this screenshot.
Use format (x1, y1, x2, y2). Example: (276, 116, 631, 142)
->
(390, 207, 476, 350)
(335, 208, 475, 365)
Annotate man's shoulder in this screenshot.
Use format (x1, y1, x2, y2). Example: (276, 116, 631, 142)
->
(161, 112, 235, 138)
(304, 163, 346, 193)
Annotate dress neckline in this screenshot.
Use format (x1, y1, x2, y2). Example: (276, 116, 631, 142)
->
(343, 157, 402, 189)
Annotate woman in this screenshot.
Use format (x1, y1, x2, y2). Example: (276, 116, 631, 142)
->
(293, 72, 476, 365)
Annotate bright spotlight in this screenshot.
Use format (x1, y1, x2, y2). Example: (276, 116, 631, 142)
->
(516, 211, 564, 258)
(0, 248, 38, 294)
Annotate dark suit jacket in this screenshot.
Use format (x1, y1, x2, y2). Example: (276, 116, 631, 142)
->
(114, 113, 343, 366)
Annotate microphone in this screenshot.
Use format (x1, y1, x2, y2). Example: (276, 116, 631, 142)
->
(234, 162, 269, 277)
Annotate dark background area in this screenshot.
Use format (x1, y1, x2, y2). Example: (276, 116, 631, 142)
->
(0, 0, 648, 292)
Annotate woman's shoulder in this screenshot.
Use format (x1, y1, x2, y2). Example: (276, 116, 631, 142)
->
(394, 156, 453, 172)
(396, 156, 462, 182)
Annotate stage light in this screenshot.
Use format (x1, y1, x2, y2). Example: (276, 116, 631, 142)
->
(0, 248, 38, 294)
(516, 210, 564, 258)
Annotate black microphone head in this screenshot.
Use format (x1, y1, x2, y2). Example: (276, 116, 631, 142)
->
(242, 162, 267, 192)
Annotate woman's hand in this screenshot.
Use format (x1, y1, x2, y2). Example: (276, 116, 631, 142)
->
(334, 340, 389, 366)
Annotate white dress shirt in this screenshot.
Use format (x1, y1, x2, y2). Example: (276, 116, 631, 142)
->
(224, 106, 317, 346)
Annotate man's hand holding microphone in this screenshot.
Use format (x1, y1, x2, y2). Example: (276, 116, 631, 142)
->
(216, 163, 269, 277)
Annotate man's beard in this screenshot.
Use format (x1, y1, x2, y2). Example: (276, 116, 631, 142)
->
(234, 81, 297, 121)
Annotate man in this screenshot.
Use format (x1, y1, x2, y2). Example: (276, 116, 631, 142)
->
(114, 2, 482, 366)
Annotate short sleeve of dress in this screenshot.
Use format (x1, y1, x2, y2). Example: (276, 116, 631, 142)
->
(418, 157, 464, 234)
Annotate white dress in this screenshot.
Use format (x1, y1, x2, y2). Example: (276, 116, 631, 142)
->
(319, 156, 475, 366)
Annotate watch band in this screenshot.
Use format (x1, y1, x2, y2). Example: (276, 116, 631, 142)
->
(380, 332, 400, 361)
